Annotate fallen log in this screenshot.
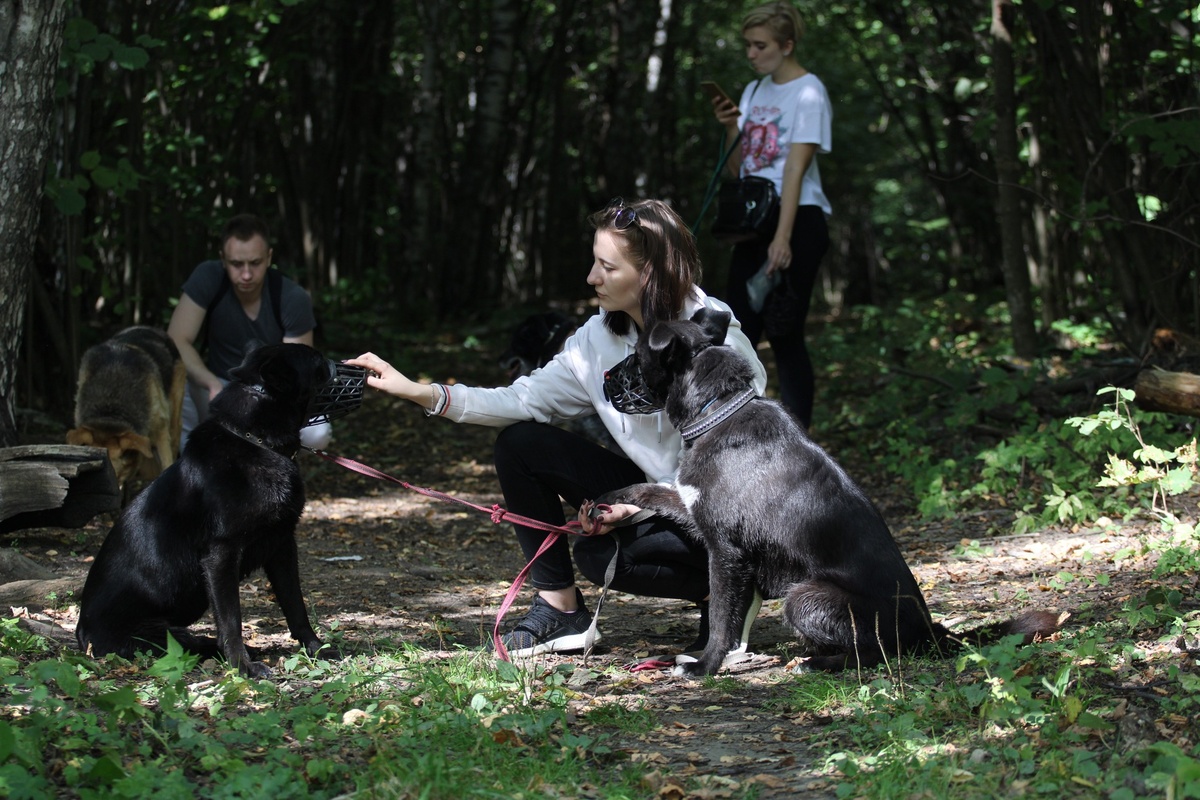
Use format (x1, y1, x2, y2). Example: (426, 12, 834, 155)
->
(1133, 367, 1200, 418)
(0, 548, 55, 583)
(0, 578, 80, 609)
(0, 444, 119, 533)
(0, 541, 81, 610)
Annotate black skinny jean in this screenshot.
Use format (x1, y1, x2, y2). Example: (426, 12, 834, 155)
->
(724, 204, 829, 428)
(493, 421, 710, 603)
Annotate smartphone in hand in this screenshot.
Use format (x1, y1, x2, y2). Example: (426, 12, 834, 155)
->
(701, 81, 738, 113)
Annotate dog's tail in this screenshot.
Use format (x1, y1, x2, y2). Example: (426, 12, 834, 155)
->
(933, 610, 1067, 657)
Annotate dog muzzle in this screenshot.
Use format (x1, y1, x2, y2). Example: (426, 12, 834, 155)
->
(603, 353, 664, 415)
(304, 361, 367, 427)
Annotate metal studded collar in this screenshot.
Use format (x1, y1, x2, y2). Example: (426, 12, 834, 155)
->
(678, 387, 758, 442)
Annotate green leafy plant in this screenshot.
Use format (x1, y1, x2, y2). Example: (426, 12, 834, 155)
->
(1066, 387, 1198, 522)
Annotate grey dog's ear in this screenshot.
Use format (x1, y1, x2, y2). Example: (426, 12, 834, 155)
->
(690, 307, 731, 346)
(646, 320, 682, 356)
(645, 321, 694, 376)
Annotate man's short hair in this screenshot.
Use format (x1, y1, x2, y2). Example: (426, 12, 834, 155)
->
(219, 214, 271, 251)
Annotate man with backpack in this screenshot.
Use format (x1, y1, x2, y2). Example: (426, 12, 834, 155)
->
(167, 213, 331, 451)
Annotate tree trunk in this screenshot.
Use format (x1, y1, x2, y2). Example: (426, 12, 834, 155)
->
(464, 0, 521, 305)
(412, 1, 448, 320)
(991, 0, 1038, 359)
(0, 0, 71, 446)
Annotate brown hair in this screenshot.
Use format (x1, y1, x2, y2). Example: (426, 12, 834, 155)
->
(742, 1, 805, 47)
(219, 214, 271, 253)
(587, 198, 701, 337)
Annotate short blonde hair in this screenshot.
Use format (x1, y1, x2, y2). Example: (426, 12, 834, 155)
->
(742, 2, 805, 47)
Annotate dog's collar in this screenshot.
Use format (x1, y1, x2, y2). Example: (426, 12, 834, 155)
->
(218, 421, 298, 460)
(678, 387, 757, 442)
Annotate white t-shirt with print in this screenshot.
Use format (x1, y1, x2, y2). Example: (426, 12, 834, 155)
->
(737, 73, 833, 215)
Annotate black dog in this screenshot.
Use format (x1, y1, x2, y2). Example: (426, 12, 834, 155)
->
(500, 311, 620, 453)
(76, 343, 334, 677)
(596, 308, 1061, 677)
(498, 311, 576, 381)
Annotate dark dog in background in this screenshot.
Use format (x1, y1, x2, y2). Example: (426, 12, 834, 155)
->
(500, 311, 620, 452)
(67, 326, 186, 500)
(499, 311, 576, 381)
(595, 308, 1061, 677)
(76, 343, 335, 677)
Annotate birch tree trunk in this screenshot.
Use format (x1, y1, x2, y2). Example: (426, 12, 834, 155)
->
(0, 0, 71, 446)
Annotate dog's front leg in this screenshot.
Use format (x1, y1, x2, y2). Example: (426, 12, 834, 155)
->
(595, 484, 699, 537)
(677, 551, 757, 677)
(203, 546, 269, 678)
(263, 537, 324, 658)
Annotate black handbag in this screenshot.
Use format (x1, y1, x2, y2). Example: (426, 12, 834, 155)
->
(710, 176, 780, 243)
(694, 79, 781, 243)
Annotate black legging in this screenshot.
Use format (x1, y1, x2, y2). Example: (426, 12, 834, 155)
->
(493, 421, 709, 603)
(724, 205, 829, 428)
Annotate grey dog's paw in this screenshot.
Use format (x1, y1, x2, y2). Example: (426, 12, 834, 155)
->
(671, 652, 718, 678)
(591, 489, 628, 509)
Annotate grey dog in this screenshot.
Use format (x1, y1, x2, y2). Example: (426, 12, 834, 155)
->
(595, 308, 1061, 677)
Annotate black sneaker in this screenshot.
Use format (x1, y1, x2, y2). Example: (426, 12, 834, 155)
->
(501, 589, 597, 657)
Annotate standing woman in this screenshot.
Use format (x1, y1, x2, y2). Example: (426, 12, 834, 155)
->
(349, 199, 767, 657)
(711, 1, 832, 428)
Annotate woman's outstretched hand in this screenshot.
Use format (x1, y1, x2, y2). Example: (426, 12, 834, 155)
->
(345, 352, 427, 406)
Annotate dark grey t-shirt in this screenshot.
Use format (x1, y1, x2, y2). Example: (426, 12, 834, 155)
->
(182, 260, 317, 380)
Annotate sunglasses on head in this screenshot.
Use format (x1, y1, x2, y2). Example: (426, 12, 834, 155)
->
(605, 197, 639, 231)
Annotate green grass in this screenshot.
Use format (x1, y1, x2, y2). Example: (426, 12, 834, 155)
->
(6, 582, 1198, 799)
(757, 583, 1200, 799)
(0, 626, 651, 799)
(581, 702, 660, 735)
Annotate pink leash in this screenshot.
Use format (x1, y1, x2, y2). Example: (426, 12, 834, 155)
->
(306, 447, 607, 661)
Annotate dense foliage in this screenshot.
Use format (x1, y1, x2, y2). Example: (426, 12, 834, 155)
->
(15, 0, 1199, 421)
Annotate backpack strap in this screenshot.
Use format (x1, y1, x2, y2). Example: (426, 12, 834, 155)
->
(266, 267, 284, 332)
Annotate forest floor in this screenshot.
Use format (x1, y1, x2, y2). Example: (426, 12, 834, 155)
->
(10, 321, 1198, 798)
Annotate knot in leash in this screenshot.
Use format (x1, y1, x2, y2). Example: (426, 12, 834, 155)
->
(310, 447, 642, 662)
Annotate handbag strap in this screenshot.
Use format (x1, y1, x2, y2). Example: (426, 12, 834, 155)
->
(692, 78, 766, 233)
(692, 132, 742, 232)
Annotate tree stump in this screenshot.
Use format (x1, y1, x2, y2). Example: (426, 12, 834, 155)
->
(0, 444, 119, 533)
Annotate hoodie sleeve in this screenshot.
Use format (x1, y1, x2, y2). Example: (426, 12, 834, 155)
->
(436, 329, 598, 428)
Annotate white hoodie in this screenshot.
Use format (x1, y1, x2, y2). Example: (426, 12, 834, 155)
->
(437, 288, 768, 484)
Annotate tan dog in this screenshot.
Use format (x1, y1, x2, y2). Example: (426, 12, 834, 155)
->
(67, 326, 186, 498)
